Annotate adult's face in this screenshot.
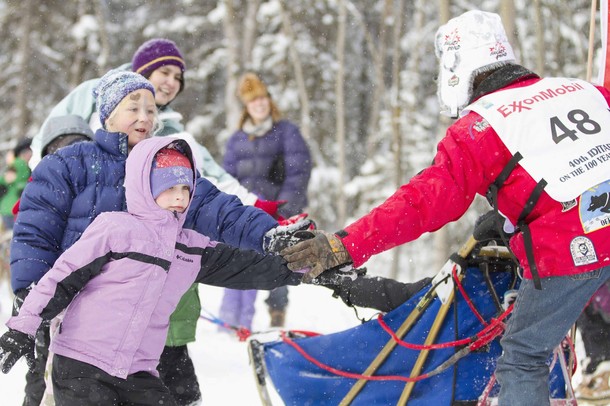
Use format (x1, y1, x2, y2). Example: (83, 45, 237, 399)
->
(246, 96, 271, 125)
(148, 65, 182, 106)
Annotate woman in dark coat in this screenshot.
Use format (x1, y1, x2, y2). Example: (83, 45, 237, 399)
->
(219, 72, 312, 328)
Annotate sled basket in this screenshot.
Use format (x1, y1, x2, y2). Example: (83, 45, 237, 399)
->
(249, 242, 574, 405)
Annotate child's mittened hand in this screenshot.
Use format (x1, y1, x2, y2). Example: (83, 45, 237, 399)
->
(0, 329, 35, 373)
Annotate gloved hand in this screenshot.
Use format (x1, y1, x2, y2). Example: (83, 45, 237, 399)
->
(308, 266, 365, 286)
(254, 199, 288, 219)
(0, 329, 35, 373)
(12, 288, 30, 317)
(263, 217, 316, 254)
(280, 230, 353, 283)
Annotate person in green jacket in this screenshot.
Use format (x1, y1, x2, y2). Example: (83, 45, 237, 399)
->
(0, 138, 32, 230)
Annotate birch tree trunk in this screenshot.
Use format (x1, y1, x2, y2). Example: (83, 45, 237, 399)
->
(500, 0, 516, 50)
(336, 0, 347, 226)
(94, 0, 111, 76)
(433, 0, 452, 271)
(15, 0, 32, 138)
(533, 0, 545, 75)
(223, 0, 241, 132)
(390, 0, 404, 280)
(365, 0, 391, 158)
(241, 0, 261, 66)
(279, 1, 312, 142)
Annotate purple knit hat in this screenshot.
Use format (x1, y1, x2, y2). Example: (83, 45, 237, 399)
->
(93, 69, 155, 128)
(132, 38, 186, 91)
(150, 147, 193, 199)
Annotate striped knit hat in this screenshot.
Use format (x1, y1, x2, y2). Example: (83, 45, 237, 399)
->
(132, 38, 186, 92)
(150, 147, 193, 199)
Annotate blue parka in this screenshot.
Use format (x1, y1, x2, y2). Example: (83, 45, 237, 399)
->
(10, 129, 277, 343)
(223, 120, 311, 217)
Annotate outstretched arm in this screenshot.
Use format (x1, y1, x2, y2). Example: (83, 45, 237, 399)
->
(195, 243, 302, 289)
(185, 176, 278, 253)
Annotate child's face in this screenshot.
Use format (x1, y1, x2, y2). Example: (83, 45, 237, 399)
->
(106, 89, 156, 150)
(148, 65, 182, 106)
(154, 184, 190, 213)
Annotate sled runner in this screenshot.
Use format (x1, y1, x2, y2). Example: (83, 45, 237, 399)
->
(247, 221, 578, 405)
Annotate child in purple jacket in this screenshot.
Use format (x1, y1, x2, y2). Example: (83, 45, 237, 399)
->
(0, 136, 301, 405)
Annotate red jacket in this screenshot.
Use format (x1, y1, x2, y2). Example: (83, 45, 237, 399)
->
(341, 70, 610, 279)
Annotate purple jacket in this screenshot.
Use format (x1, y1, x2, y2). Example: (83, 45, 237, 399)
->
(223, 120, 311, 217)
(7, 137, 300, 379)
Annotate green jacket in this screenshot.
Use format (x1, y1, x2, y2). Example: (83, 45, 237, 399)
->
(166, 284, 201, 346)
(0, 157, 30, 216)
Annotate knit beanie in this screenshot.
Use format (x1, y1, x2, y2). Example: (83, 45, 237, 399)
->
(132, 38, 186, 91)
(93, 69, 155, 128)
(150, 147, 193, 199)
(41, 115, 94, 155)
(238, 72, 269, 104)
(435, 10, 515, 118)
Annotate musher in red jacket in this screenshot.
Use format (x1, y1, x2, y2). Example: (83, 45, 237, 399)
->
(282, 10, 610, 406)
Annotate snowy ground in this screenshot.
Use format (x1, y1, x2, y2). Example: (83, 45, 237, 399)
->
(0, 278, 377, 405)
(0, 275, 591, 405)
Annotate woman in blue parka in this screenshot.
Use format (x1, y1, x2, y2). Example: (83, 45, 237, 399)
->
(219, 72, 312, 329)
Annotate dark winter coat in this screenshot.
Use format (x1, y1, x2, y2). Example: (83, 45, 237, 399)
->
(7, 137, 300, 379)
(10, 129, 277, 344)
(223, 120, 311, 217)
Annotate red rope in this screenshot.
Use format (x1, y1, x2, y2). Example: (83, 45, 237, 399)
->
(280, 331, 432, 383)
(276, 273, 517, 383)
(453, 265, 487, 325)
(376, 303, 513, 352)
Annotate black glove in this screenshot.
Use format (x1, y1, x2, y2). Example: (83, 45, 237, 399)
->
(0, 329, 35, 373)
(263, 217, 316, 254)
(12, 288, 30, 317)
(473, 210, 512, 242)
(330, 276, 432, 312)
(280, 230, 353, 283)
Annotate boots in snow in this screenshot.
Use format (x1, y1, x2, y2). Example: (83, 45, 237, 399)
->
(269, 309, 285, 328)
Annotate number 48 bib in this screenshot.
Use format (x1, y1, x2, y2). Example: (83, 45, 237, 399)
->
(466, 78, 610, 202)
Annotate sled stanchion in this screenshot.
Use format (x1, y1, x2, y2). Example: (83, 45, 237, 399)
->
(397, 278, 460, 405)
(339, 236, 478, 406)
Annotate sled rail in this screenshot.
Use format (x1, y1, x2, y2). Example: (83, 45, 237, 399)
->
(339, 236, 478, 406)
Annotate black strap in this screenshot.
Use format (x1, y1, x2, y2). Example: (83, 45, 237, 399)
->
(486, 153, 523, 271)
(485, 152, 551, 290)
(486, 152, 523, 208)
(516, 179, 548, 290)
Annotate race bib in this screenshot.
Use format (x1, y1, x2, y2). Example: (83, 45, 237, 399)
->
(466, 78, 610, 202)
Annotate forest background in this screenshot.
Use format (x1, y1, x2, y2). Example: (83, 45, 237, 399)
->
(0, 0, 601, 282)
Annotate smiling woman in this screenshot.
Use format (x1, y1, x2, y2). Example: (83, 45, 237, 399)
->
(131, 38, 186, 108)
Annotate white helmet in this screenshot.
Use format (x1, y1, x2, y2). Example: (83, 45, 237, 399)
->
(435, 10, 516, 118)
